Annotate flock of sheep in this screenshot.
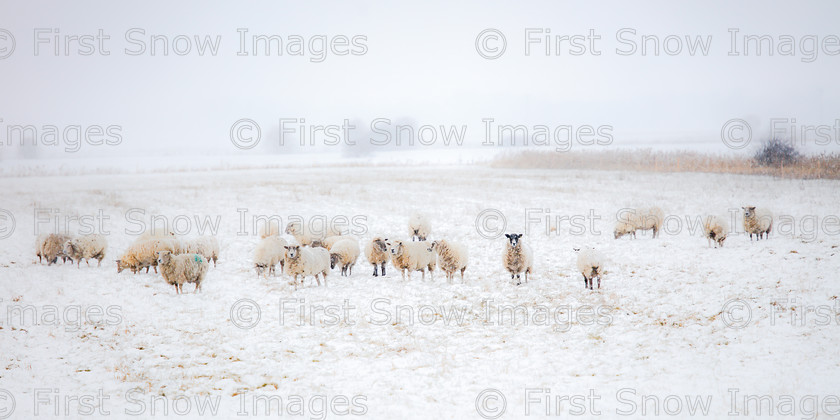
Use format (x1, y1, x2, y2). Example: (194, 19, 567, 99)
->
(33, 206, 774, 293)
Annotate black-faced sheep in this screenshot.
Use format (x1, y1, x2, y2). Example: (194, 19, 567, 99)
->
(431, 239, 468, 283)
(742, 206, 773, 241)
(503, 233, 533, 285)
(389, 240, 436, 281)
(574, 247, 605, 290)
(408, 214, 431, 242)
(329, 238, 360, 276)
(364, 237, 389, 277)
(63, 234, 107, 268)
(284, 245, 331, 289)
(156, 250, 210, 294)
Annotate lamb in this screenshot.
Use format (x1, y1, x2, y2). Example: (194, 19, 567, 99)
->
(284, 245, 331, 289)
(364, 237, 390, 277)
(614, 207, 665, 239)
(408, 214, 431, 241)
(703, 215, 729, 248)
(155, 250, 210, 294)
(389, 240, 436, 281)
(575, 247, 605, 290)
(39, 233, 72, 265)
(431, 239, 468, 283)
(116, 237, 180, 274)
(742, 206, 773, 241)
(285, 220, 344, 246)
(503, 233, 533, 285)
(329, 238, 361, 276)
(63, 234, 107, 268)
(182, 236, 220, 267)
(254, 236, 287, 278)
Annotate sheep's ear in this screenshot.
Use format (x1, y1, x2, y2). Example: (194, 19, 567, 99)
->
(573, 247, 580, 252)
(505, 234, 511, 239)
(284, 246, 290, 250)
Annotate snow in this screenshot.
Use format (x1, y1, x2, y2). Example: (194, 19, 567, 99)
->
(1, 164, 839, 419)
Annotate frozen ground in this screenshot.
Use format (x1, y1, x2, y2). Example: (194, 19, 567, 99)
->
(1, 165, 839, 419)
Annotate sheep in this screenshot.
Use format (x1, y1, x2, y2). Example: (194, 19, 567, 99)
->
(63, 234, 107, 268)
(503, 233, 533, 285)
(155, 250, 210, 294)
(742, 206, 773, 241)
(311, 234, 360, 250)
(389, 240, 436, 281)
(182, 236, 220, 267)
(116, 237, 179, 274)
(39, 233, 72, 265)
(329, 238, 361, 276)
(703, 215, 729, 248)
(430, 239, 468, 283)
(614, 207, 665, 239)
(408, 214, 431, 241)
(364, 237, 390, 277)
(284, 245, 331, 289)
(285, 220, 344, 246)
(254, 236, 287, 278)
(258, 219, 281, 238)
(575, 247, 605, 290)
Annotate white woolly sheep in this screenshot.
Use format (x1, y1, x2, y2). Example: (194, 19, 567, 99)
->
(389, 240, 436, 281)
(503, 233, 533, 285)
(364, 237, 390, 277)
(742, 206, 773, 241)
(39, 233, 72, 265)
(284, 245, 331, 289)
(408, 214, 431, 242)
(329, 238, 361, 276)
(311, 234, 361, 250)
(285, 220, 344, 246)
(182, 236, 220, 267)
(703, 215, 729, 248)
(63, 234, 107, 268)
(258, 219, 282, 238)
(254, 236, 287, 278)
(431, 239, 468, 283)
(575, 247, 605, 290)
(156, 250, 209, 294)
(116, 237, 179, 274)
(614, 207, 665, 239)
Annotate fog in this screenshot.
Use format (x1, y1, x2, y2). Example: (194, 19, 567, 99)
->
(2, 0, 839, 161)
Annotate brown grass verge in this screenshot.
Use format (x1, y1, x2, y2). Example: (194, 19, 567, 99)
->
(490, 150, 840, 180)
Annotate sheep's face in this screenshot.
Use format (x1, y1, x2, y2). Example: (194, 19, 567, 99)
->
(285, 222, 302, 235)
(742, 206, 756, 218)
(505, 233, 522, 248)
(255, 263, 267, 276)
(285, 245, 300, 259)
(389, 241, 404, 256)
(373, 239, 387, 253)
(717, 235, 727, 247)
(330, 253, 339, 269)
(156, 251, 172, 265)
(63, 241, 75, 256)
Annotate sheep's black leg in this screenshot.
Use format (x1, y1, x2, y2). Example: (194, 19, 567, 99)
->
(373, 265, 378, 276)
(381, 263, 386, 276)
(597, 276, 601, 289)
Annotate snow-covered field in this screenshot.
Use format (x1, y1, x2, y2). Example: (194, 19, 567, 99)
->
(2, 165, 839, 419)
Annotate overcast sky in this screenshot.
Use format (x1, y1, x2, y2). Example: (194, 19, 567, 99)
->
(1, 0, 839, 159)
